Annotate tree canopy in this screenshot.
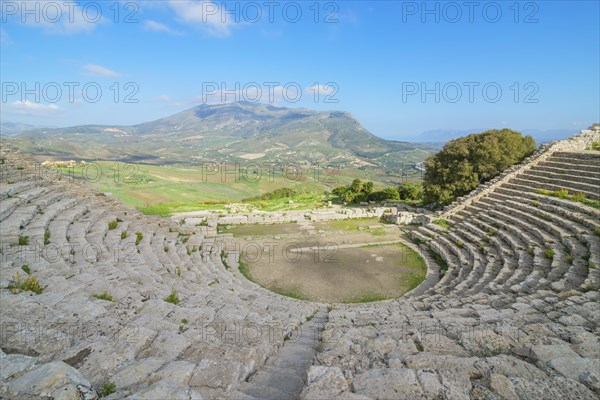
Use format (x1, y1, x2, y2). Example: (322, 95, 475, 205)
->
(332, 179, 423, 204)
(423, 129, 536, 206)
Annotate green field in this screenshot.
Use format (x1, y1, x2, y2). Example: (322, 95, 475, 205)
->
(52, 161, 420, 216)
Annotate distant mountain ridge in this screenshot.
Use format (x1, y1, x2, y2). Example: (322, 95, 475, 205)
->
(8, 102, 433, 169)
(0, 121, 39, 136)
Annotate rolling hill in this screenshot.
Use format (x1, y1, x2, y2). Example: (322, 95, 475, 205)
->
(8, 102, 433, 169)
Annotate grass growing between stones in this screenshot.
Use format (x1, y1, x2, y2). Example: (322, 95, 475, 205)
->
(429, 249, 448, 276)
(220, 251, 230, 269)
(586, 141, 600, 151)
(94, 291, 116, 302)
(8, 272, 44, 294)
(269, 285, 310, 301)
(164, 290, 180, 305)
(18, 235, 29, 245)
(239, 259, 253, 282)
(432, 219, 452, 229)
(99, 382, 116, 397)
(135, 231, 143, 245)
(108, 220, 118, 230)
(328, 217, 381, 231)
(179, 319, 189, 333)
(535, 189, 600, 209)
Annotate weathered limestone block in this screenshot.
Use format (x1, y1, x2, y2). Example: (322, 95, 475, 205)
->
(127, 381, 203, 399)
(352, 368, 425, 399)
(416, 368, 444, 399)
(490, 373, 518, 400)
(0, 353, 37, 381)
(458, 329, 513, 357)
(6, 361, 97, 400)
(110, 358, 165, 389)
(509, 376, 597, 400)
(478, 355, 547, 380)
(148, 360, 197, 387)
(299, 366, 349, 399)
(548, 357, 600, 392)
(419, 334, 469, 356)
(529, 344, 581, 363)
(189, 359, 243, 392)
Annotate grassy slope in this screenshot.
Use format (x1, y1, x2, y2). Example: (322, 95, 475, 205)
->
(53, 161, 419, 216)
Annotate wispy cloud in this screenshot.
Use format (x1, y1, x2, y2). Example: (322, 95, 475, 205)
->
(168, 0, 233, 37)
(82, 64, 122, 78)
(8, 101, 63, 117)
(144, 20, 182, 35)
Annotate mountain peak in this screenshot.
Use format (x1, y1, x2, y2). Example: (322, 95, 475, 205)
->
(8, 103, 434, 167)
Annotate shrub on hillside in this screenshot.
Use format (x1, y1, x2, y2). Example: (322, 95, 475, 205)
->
(242, 188, 298, 202)
(369, 187, 400, 202)
(423, 129, 536, 206)
(398, 183, 424, 201)
(332, 179, 374, 204)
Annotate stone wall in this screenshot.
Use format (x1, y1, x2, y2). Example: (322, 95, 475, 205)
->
(177, 206, 397, 227)
(439, 128, 600, 219)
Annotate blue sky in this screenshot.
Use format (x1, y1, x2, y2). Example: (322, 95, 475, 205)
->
(1, 0, 599, 140)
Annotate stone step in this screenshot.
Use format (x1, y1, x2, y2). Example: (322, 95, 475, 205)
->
(512, 175, 599, 200)
(524, 169, 600, 187)
(532, 164, 600, 179)
(240, 308, 328, 399)
(239, 383, 290, 400)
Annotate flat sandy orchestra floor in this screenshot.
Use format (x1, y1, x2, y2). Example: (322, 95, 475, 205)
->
(220, 218, 427, 303)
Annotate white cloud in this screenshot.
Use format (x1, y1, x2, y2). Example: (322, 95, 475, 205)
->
(11, 1, 102, 35)
(144, 20, 182, 35)
(9, 101, 63, 117)
(82, 64, 122, 78)
(168, 0, 232, 37)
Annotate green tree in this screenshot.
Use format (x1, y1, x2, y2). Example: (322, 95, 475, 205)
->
(363, 181, 374, 195)
(369, 187, 400, 201)
(350, 179, 364, 193)
(398, 183, 424, 201)
(423, 129, 536, 206)
(333, 179, 376, 204)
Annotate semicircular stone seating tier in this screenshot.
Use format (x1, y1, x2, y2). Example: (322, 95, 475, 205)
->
(0, 129, 599, 400)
